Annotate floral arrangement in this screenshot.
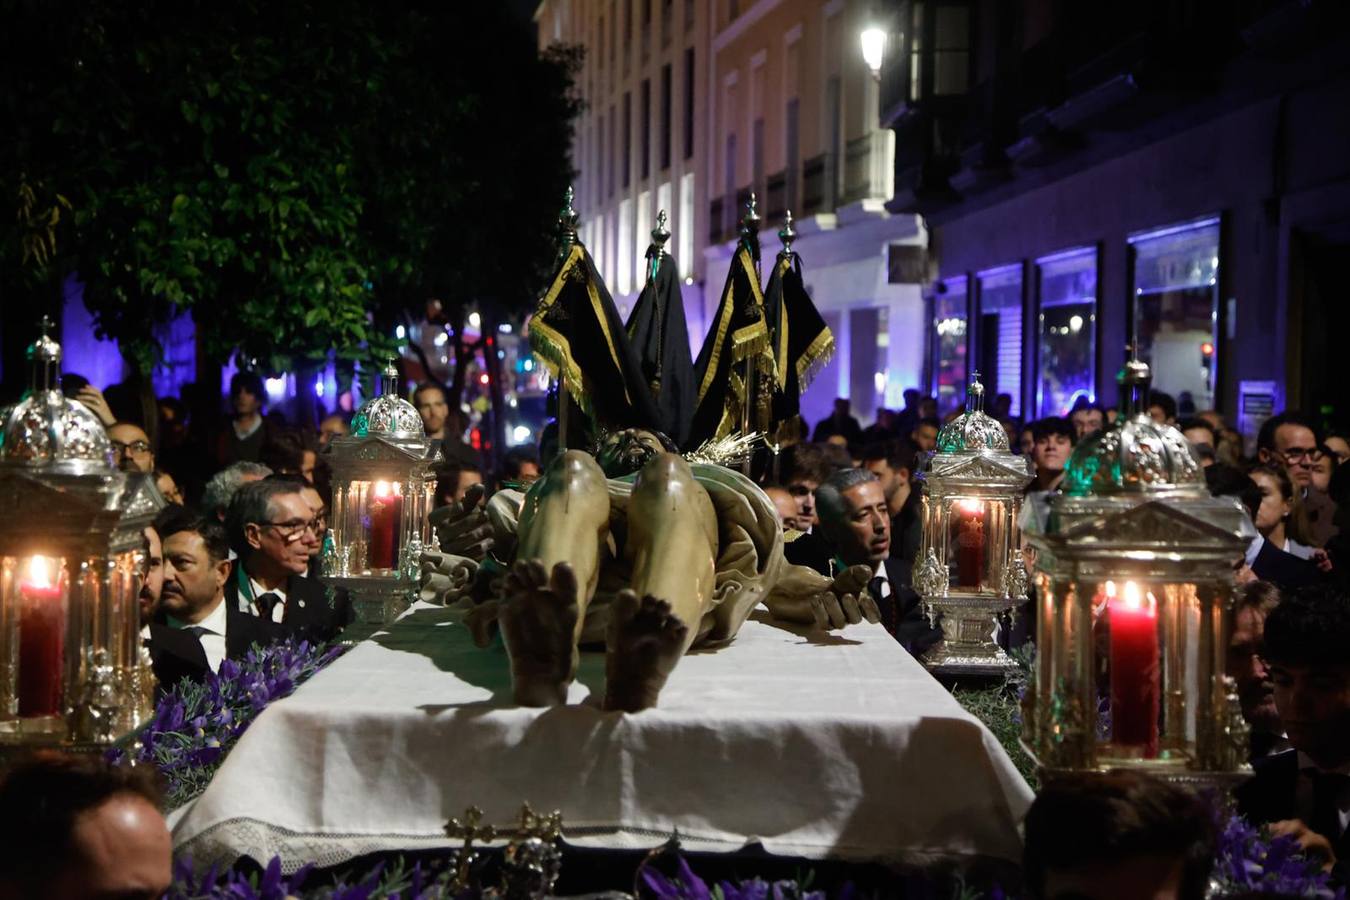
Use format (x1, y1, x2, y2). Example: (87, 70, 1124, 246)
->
(112, 639, 346, 809)
(1210, 813, 1344, 899)
(168, 855, 452, 900)
(636, 854, 831, 900)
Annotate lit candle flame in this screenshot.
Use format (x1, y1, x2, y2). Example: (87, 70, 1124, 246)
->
(374, 480, 391, 498)
(1123, 580, 1141, 609)
(25, 555, 53, 589)
(957, 498, 983, 514)
(1104, 580, 1117, 598)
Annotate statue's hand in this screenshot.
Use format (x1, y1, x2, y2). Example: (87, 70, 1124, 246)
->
(419, 549, 478, 606)
(430, 484, 494, 561)
(806, 565, 879, 630)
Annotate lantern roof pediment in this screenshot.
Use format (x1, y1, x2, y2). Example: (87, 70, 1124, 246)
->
(1034, 497, 1252, 556)
(923, 450, 1034, 489)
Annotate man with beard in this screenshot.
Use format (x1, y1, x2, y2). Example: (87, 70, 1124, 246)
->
(1227, 581, 1287, 760)
(1237, 585, 1350, 880)
(139, 523, 212, 692)
(150, 507, 285, 677)
(815, 468, 940, 657)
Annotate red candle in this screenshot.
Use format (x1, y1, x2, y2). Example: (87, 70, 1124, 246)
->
(1109, 582, 1160, 757)
(367, 483, 403, 570)
(17, 556, 64, 718)
(955, 500, 985, 590)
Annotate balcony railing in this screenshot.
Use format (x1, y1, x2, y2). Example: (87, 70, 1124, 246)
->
(765, 169, 788, 223)
(800, 152, 835, 216)
(840, 130, 896, 205)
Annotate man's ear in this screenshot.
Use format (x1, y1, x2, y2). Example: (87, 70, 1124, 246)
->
(245, 523, 264, 552)
(214, 556, 232, 590)
(897, 467, 911, 485)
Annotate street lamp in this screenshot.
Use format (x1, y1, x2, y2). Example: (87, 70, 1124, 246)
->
(860, 25, 887, 79)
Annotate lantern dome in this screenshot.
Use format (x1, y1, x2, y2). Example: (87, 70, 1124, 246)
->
(0, 323, 112, 470)
(1062, 359, 1202, 497)
(351, 359, 424, 439)
(934, 373, 1008, 453)
(1, 393, 112, 468)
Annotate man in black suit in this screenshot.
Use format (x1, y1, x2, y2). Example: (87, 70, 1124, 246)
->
(815, 467, 941, 656)
(225, 479, 351, 643)
(1236, 585, 1350, 881)
(148, 507, 287, 682)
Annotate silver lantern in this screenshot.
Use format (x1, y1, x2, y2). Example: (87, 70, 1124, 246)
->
(324, 360, 438, 624)
(1021, 357, 1254, 787)
(0, 321, 163, 748)
(911, 373, 1033, 675)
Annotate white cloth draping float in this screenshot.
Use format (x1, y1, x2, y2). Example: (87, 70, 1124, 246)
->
(170, 602, 1033, 873)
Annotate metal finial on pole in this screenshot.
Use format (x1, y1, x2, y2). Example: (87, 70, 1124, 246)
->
(778, 210, 797, 257)
(647, 209, 671, 286)
(557, 185, 580, 261)
(651, 209, 670, 252)
(738, 192, 761, 242)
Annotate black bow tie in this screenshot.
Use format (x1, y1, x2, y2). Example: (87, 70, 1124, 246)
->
(255, 592, 282, 621)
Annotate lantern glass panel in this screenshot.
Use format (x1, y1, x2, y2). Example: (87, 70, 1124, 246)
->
(0, 554, 69, 730)
(339, 480, 407, 574)
(942, 497, 1010, 595)
(1084, 578, 1203, 767)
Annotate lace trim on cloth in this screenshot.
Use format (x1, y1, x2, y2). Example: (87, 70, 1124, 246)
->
(173, 816, 1015, 877)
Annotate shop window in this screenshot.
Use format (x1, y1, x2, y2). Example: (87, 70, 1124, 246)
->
(976, 264, 1023, 418)
(932, 275, 969, 417)
(1036, 247, 1097, 417)
(1129, 217, 1220, 413)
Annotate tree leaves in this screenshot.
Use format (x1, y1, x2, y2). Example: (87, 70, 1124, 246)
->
(0, 0, 579, 378)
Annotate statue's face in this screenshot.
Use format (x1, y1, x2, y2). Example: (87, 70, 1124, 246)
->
(597, 429, 669, 477)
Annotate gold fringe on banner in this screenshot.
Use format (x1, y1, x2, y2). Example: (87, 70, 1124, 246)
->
(796, 326, 835, 390)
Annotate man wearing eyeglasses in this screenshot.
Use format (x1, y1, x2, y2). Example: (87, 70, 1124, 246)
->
(224, 480, 351, 642)
(107, 422, 156, 474)
(1258, 412, 1339, 548)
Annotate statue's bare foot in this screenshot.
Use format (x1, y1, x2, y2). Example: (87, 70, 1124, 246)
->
(603, 590, 689, 713)
(499, 560, 580, 707)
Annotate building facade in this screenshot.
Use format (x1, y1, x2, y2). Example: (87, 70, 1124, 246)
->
(873, 0, 1350, 438)
(534, 0, 932, 430)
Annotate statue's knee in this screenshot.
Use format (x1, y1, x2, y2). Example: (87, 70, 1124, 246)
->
(550, 449, 606, 487)
(633, 453, 694, 494)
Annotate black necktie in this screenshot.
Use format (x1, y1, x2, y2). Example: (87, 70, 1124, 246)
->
(868, 576, 896, 636)
(1308, 770, 1350, 844)
(184, 625, 209, 639)
(255, 593, 282, 622)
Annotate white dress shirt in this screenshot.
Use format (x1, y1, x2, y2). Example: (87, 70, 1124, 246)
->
(872, 560, 893, 599)
(190, 598, 229, 673)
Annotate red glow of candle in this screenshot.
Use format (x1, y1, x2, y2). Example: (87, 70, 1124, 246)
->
(17, 556, 64, 718)
(1109, 581, 1160, 757)
(955, 499, 985, 590)
(367, 482, 403, 570)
